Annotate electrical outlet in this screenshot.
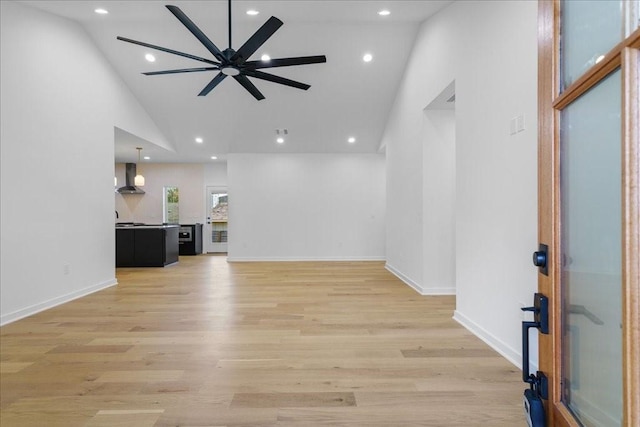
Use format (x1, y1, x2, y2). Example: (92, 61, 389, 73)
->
(63, 264, 70, 275)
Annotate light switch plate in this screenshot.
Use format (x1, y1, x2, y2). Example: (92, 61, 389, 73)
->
(510, 117, 518, 135)
(516, 114, 525, 132)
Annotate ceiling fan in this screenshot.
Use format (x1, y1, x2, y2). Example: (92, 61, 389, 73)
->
(117, 0, 327, 100)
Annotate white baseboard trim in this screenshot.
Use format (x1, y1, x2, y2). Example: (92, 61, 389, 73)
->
(385, 263, 424, 294)
(453, 309, 533, 371)
(422, 287, 456, 295)
(384, 263, 455, 295)
(0, 278, 118, 326)
(227, 256, 386, 262)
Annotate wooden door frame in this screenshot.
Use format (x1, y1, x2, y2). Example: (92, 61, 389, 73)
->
(537, 1, 640, 425)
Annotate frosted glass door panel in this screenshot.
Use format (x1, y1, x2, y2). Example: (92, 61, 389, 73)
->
(560, 69, 622, 426)
(561, 0, 623, 88)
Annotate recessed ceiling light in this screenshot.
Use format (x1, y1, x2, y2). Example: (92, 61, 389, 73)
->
(145, 53, 156, 62)
(211, 156, 218, 160)
(143, 156, 151, 160)
(363, 53, 373, 63)
(276, 137, 285, 144)
(94, 8, 109, 15)
(246, 9, 259, 16)
(378, 9, 391, 16)
(195, 137, 203, 143)
(261, 54, 271, 62)
(348, 137, 356, 143)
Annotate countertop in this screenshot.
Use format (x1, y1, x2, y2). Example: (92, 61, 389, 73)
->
(115, 223, 179, 229)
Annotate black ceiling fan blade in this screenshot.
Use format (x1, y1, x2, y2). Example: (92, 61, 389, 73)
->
(166, 5, 226, 62)
(117, 36, 219, 66)
(233, 74, 265, 100)
(143, 67, 219, 76)
(245, 55, 327, 70)
(198, 72, 227, 96)
(243, 70, 310, 90)
(231, 16, 283, 64)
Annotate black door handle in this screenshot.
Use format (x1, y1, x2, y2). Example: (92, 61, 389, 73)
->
(521, 293, 549, 382)
(522, 320, 539, 384)
(521, 293, 548, 426)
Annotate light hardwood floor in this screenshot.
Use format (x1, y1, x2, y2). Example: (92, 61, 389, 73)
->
(1, 256, 525, 426)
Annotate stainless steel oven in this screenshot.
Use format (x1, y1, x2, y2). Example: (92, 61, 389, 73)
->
(178, 227, 192, 242)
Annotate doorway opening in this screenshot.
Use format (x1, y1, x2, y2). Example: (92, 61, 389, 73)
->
(422, 80, 456, 295)
(205, 186, 228, 254)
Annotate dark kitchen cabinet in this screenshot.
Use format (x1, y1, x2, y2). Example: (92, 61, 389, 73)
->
(115, 228, 135, 267)
(179, 223, 203, 255)
(115, 226, 179, 267)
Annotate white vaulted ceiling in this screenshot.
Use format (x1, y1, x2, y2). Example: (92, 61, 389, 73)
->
(20, 1, 453, 163)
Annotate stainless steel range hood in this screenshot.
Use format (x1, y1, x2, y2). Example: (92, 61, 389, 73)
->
(116, 163, 145, 194)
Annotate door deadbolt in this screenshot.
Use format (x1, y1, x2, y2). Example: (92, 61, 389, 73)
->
(532, 251, 546, 268)
(532, 244, 549, 276)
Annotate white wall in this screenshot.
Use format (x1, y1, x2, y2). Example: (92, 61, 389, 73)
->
(115, 163, 205, 225)
(422, 109, 456, 295)
(384, 109, 424, 288)
(0, 1, 168, 325)
(382, 0, 539, 367)
(204, 162, 228, 187)
(228, 154, 385, 261)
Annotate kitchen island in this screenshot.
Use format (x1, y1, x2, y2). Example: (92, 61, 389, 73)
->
(115, 224, 179, 267)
